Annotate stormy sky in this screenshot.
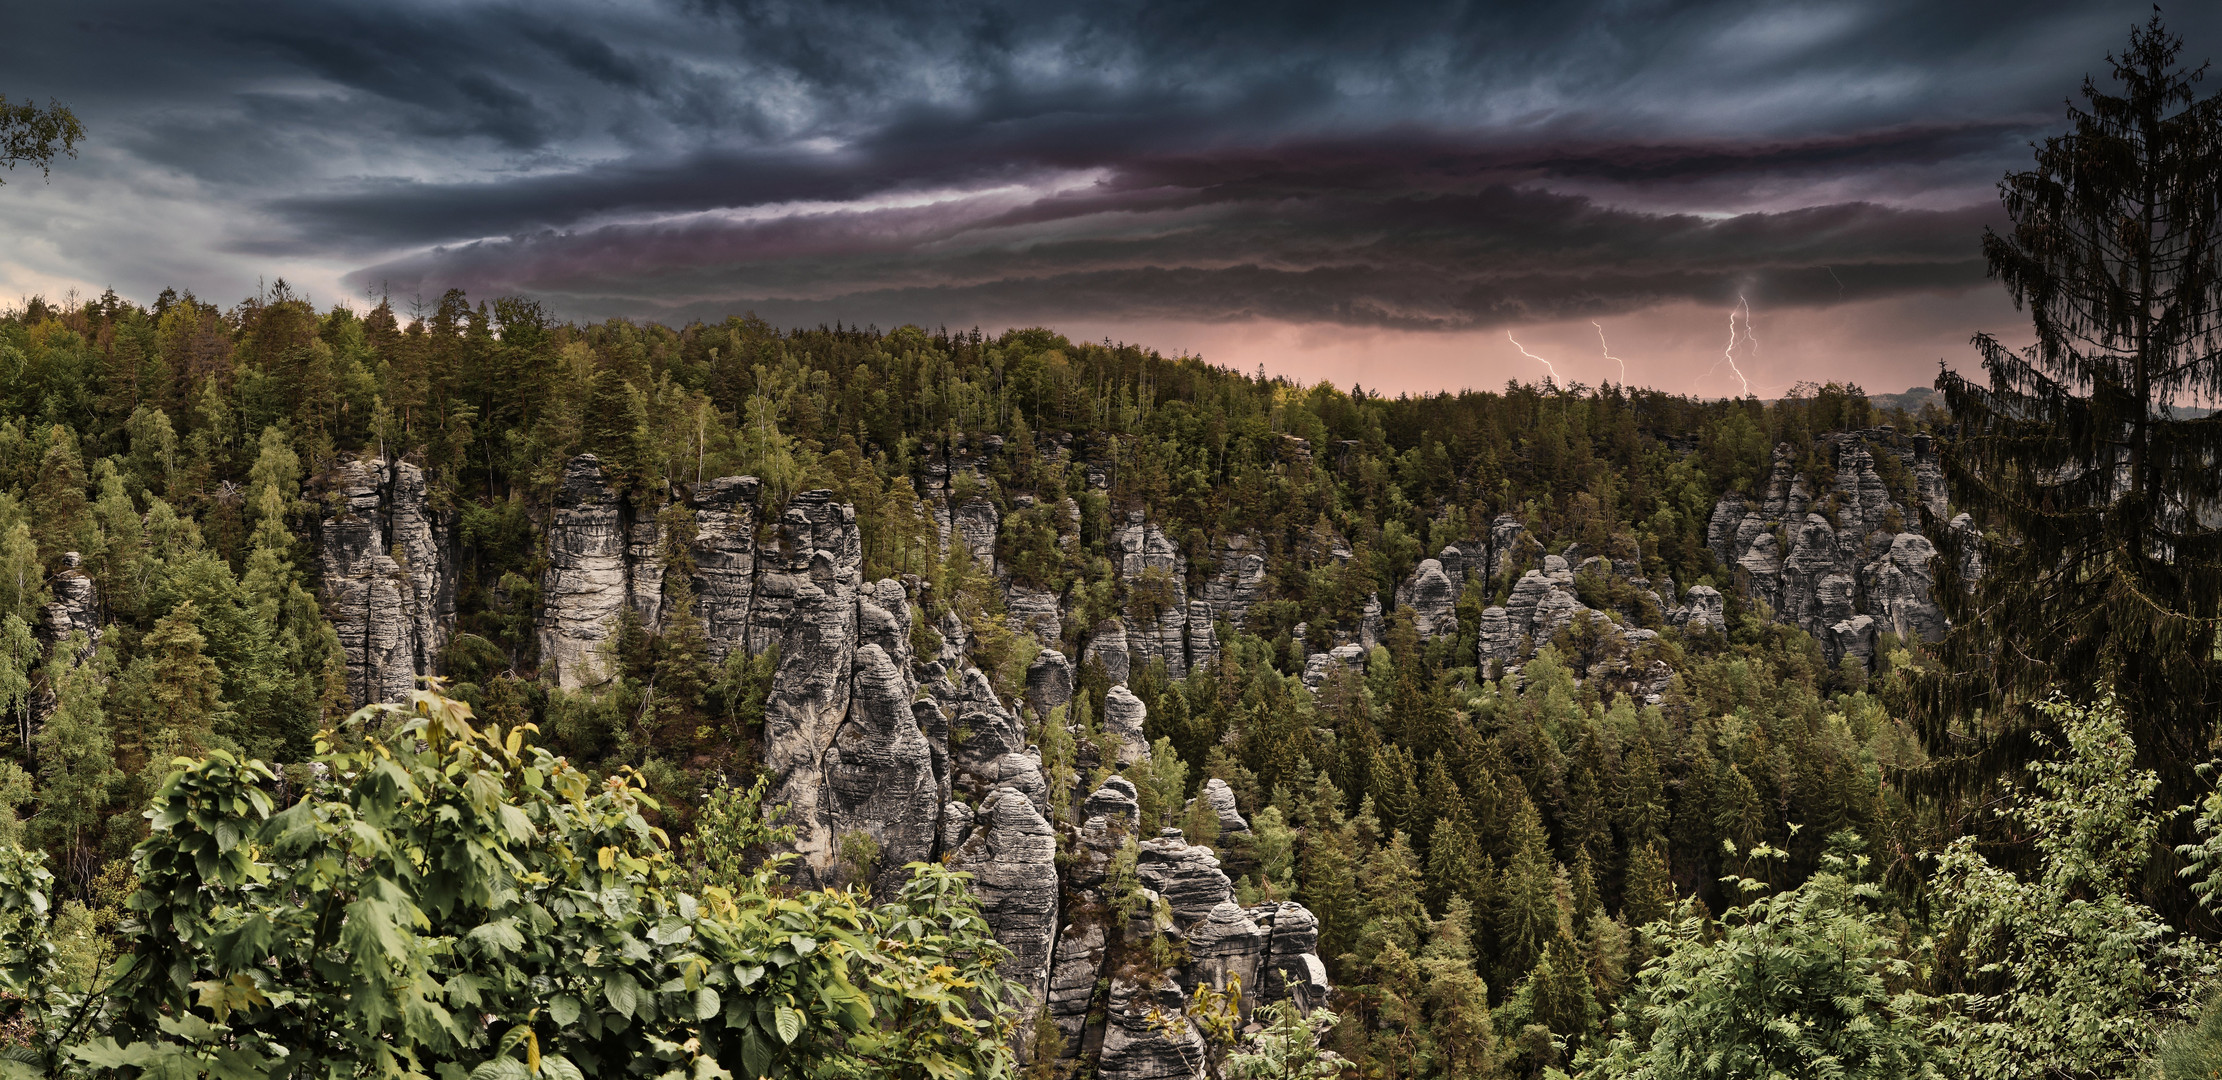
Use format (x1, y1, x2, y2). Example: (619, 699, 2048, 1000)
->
(2, 1, 2212, 396)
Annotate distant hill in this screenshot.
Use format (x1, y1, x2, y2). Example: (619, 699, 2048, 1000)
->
(1868, 385, 1943, 414)
(1862, 383, 2217, 419)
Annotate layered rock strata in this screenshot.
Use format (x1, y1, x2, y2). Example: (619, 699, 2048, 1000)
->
(1706, 437, 1950, 663)
(316, 457, 457, 706)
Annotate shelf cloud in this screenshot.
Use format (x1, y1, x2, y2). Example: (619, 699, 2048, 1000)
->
(0, 0, 2210, 392)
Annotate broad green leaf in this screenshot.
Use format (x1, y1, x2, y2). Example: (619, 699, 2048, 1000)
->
(694, 987, 721, 1021)
(774, 1005, 803, 1045)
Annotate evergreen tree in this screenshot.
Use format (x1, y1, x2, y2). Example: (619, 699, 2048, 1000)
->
(1369, 744, 1421, 844)
(29, 426, 92, 565)
(31, 636, 120, 888)
(1924, 15, 2222, 825)
(1419, 898, 1501, 1080)
(1496, 790, 1558, 986)
(116, 600, 226, 779)
(1622, 842, 1674, 930)
(1351, 831, 1429, 972)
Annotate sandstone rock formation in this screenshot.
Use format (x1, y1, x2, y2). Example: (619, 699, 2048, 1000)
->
(1103, 684, 1151, 766)
(1115, 514, 1189, 679)
(1706, 436, 1950, 664)
(536, 456, 635, 690)
(687, 475, 760, 660)
(949, 787, 1060, 1011)
(1396, 557, 1460, 638)
(317, 457, 456, 706)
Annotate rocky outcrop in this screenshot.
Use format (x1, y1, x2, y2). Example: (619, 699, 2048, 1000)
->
(1103, 685, 1151, 767)
(823, 640, 942, 897)
(1026, 649, 1075, 717)
(1135, 829, 1237, 927)
(317, 457, 456, 706)
(1006, 583, 1062, 645)
(1115, 514, 1189, 679)
(687, 476, 760, 661)
(1707, 436, 1950, 664)
(1084, 619, 1132, 685)
(1301, 642, 1367, 690)
(1098, 975, 1209, 1080)
(1198, 534, 1269, 634)
(943, 498, 1000, 574)
(1253, 902, 1332, 1011)
(40, 552, 99, 655)
(1672, 585, 1726, 634)
(1396, 558, 1460, 638)
(537, 456, 633, 690)
(1202, 778, 1249, 834)
(949, 787, 1060, 1012)
(1477, 606, 1519, 665)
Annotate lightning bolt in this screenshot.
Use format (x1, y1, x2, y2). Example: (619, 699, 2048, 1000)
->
(1507, 331, 1559, 386)
(1715, 296, 1754, 398)
(1592, 321, 1626, 385)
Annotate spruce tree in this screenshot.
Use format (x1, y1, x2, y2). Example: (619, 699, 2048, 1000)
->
(32, 636, 121, 889)
(1924, 15, 2222, 821)
(1496, 791, 1558, 986)
(1420, 897, 1502, 1080)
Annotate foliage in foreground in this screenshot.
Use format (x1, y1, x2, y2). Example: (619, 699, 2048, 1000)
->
(1587, 697, 2220, 1080)
(0, 687, 1017, 1080)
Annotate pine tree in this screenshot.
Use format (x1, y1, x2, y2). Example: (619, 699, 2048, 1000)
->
(1924, 15, 2222, 821)
(29, 426, 93, 566)
(1296, 772, 1363, 971)
(32, 636, 121, 889)
(1420, 897, 1502, 1080)
(118, 601, 226, 776)
(1564, 727, 1613, 869)
(1496, 790, 1558, 986)
(1622, 842, 1674, 930)
(1617, 732, 1667, 849)
(1351, 831, 1429, 972)
(1520, 930, 1601, 1053)
(1424, 802, 1489, 916)
(1369, 744, 1421, 844)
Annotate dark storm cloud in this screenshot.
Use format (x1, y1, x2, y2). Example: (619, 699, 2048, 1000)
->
(1, 0, 2214, 333)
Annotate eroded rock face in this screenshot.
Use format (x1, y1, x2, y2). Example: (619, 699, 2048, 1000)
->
(1103, 685, 1151, 767)
(823, 642, 942, 896)
(1706, 434, 1951, 665)
(1252, 902, 1332, 1011)
(1026, 649, 1075, 717)
(1202, 778, 1249, 834)
(40, 552, 100, 656)
(1397, 558, 1460, 638)
(1135, 830, 1236, 928)
(1675, 585, 1727, 634)
(1301, 642, 1367, 690)
(950, 498, 1000, 574)
(1199, 534, 1268, 634)
(1084, 619, 1132, 685)
(1184, 901, 1267, 1008)
(318, 458, 457, 706)
(949, 788, 1060, 1012)
(688, 476, 760, 661)
(537, 456, 632, 690)
(1477, 606, 1519, 665)
(1115, 514, 1189, 679)
(1006, 584, 1062, 645)
(1098, 975, 1208, 1080)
